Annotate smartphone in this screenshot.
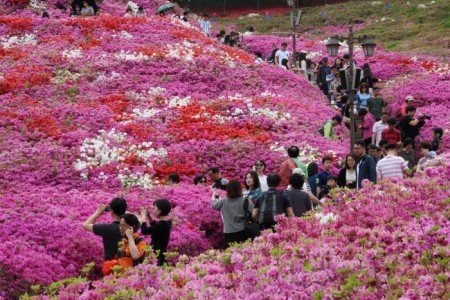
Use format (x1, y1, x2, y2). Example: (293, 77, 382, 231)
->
(105, 205, 111, 212)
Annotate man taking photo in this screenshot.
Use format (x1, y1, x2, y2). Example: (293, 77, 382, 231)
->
(82, 197, 127, 276)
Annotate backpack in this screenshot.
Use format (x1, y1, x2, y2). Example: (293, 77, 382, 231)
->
(259, 190, 284, 228)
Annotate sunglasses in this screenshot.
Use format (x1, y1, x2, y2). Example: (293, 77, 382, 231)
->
(255, 163, 264, 166)
(198, 180, 206, 183)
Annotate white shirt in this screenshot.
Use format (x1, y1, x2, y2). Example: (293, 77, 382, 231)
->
(199, 20, 211, 34)
(372, 121, 389, 147)
(258, 175, 268, 192)
(254, 57, 264, 64)
(275, 49, 290, 67)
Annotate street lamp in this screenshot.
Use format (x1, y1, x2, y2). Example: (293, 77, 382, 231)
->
(287, 0, 301, 65)
(325, 26, 376, 152)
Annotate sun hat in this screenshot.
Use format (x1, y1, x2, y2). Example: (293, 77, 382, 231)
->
(405, 95, 414, 102)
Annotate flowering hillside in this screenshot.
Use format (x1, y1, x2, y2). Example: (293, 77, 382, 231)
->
(0, 4, 347, 299)
(0, 1, 449, 299)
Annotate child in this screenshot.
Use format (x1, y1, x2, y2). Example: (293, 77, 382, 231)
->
(431, 127, 443, 151)
(318, 175, 338, 202)
(140, 199, 172, 266)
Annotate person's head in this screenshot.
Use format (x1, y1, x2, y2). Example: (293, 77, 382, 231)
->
(226, 180, 243, 198)
(255, 51, 263, 59)
(110, 197, 127, 217)
(120, 213, 140, 236)
(216, 33, 222, 41)
(287, 146, 300, 158)
(384, 143, 397, 154)
(334, 58, 342, 67)
(281, 42, 288, 50)
(281, 58, 289, 68)
(247, 26, 254, 32)
(358, 108, 368, 117)
(126, 7, 132, 13)
(203, 13, 209, 18)
(405, 95, 414, 105)
(322, 156, 333, 171)
(138, 6, 144, 12)
(343, 54, 350, 61)
(379, 139, 388, 151)
(359, 83, 369, 94)
(194, 174, 207, 185)
(336, 85, 343, 94)
(82, 1, 88, 7)
(167, 173, 180, 184)
(433, 127, 443, 139)
(332, 115, 342, 126)
(207, 167, 221, 181)
(372, 86, 380, 97)
(153, 198, 171, 217)
(387, 117, 397, 129)
(367, 144, 378, 158)
(42, 11, 50, 18)
(345, 153, 357, 169)
(245, 171, 260, 190)
(307, 162, 319, 177)
(327, 175, 338, 189)
(266, 173, 281, 188)
(220, 29, 225, 35)
(406, 106, 416, 116)
(331, 66, 339, 76)
(254, 159, 266, 173)
(400, 137, 412, 150)
(353, 140, 366, 157)
(380, 112, 388, 123)
(419, 142, 431, 156)
(289, 173, 305, 189)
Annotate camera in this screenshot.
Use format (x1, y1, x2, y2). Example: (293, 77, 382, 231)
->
(105, 205, 111, 212)
(419, 114, 432, 120)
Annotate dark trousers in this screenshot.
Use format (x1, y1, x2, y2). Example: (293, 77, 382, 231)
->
(224, 230, 247, 248)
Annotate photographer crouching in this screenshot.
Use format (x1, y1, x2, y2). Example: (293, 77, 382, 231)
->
(399, 106, 429, 143)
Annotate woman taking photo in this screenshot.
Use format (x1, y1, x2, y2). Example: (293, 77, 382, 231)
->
(243, 171, 262, 203)
(211, 180, 250, 247)
(337, 154, 357, 189)
(254, 160, 268, 192)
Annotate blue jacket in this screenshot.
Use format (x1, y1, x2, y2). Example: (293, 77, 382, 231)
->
(356, 154, 377, 189)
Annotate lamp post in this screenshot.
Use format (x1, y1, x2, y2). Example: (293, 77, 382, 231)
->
(326, 26, 376, 152)
(287, 0, 302, 66)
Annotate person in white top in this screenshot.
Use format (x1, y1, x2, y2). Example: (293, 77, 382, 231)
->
(372, 112, 389, 147)
(254, 160, 268, 192)
(274, 42, 291, 68)
(376, 143, 408, 180)
(254, 52, 264, 64)
(199, 14, 211, 37)
(124, 7, 133, 18)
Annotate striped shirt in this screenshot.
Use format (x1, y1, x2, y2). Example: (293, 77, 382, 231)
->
(381, 128, 401, 145)
(199, 20, 211, 35)
(376, 155, 407, 179)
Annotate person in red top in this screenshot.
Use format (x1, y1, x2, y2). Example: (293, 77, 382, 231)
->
(117, 213, 147, 271)
(279, 146, 308, 188)
(400, 95, 414, 117)
(381, 117, 401, 146)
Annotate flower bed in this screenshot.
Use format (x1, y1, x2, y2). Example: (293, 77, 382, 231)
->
(49, 171, 450, 299)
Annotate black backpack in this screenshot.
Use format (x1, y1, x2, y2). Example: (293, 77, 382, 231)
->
(259, 190, 284, 228)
